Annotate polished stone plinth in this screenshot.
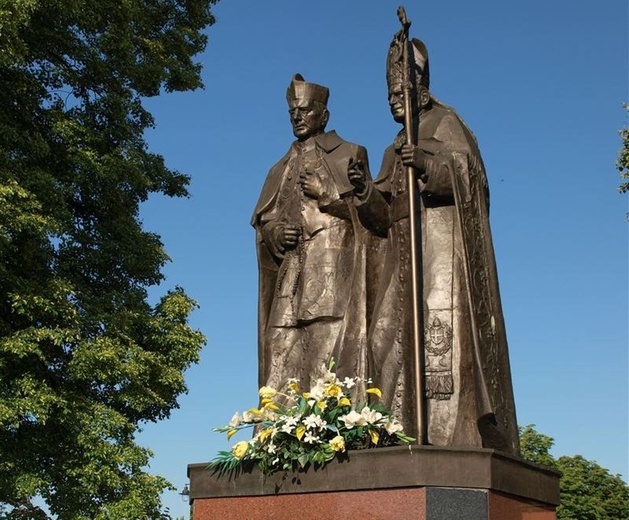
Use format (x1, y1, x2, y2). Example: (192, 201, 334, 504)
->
(188, 445, 560, 520)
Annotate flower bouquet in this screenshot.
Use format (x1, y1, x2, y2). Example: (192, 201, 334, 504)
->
(208, 360, 415, 475)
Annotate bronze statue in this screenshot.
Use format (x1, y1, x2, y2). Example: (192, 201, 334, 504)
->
(353, 10, 519, 454)
(252, 74, 380, 393)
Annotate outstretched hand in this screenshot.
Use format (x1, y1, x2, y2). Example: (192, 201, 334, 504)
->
(348, 157, 367, 196)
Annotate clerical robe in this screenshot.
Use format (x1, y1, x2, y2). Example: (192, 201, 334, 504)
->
(361, 101, 519, 454)
(252, 131, 375, 392)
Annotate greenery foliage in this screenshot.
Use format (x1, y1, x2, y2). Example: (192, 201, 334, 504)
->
(0, 0, 217, 517)
(209, 361, 414, 476)
(519, 425, 629, 520)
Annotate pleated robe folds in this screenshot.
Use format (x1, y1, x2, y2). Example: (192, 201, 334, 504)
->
(252, 131, 378, 395)
(358, 102, 520, 454)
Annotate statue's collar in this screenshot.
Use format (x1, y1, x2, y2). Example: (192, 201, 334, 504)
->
(292, 130, 343, 153)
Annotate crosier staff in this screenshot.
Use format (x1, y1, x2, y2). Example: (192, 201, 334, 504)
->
(397, 5, 427, 445)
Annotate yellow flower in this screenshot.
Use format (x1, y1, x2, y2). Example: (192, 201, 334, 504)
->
(288, 381, 300, 393)
(366, 387, 382, 399)
(330, 435, 346, 452)
(295, 425, 306, 441)
(302, 392, 311, 399)
(317, 400, 327, 411)
(227, 429, 238, 440)
(231, 441, 249, 459)
(243, 408, 265, 423)
(262, 401, 280, 412)
(259, 386, 277, 399)
(325, 383, 342, 398)
(368, 428, 380, 445)
(338, 397, 351, 407)
(258, 428, 273, 443)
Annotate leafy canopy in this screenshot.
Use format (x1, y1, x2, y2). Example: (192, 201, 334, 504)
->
(519, 425, 629, 520)
(0, 0, 217, 517)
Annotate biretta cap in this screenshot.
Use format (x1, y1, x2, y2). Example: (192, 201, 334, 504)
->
(286, 73, 330, 106)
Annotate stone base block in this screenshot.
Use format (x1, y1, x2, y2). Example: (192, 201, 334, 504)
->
(188, 446, 560, 520)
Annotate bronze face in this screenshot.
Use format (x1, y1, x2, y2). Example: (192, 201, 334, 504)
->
(388, 83, 405, 124)
(288, 100, 328, 140)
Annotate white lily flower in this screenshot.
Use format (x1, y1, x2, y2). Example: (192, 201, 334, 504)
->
(303, 414, 324, 430)
(315, 362, 338, 383)
(361, 407, 383, 424)
(308, 382, 326, 401)
(287, 416, 300, 425)
(304, 432, 320, 444)
(384, 419, 404, 435)
(339, 410, 365, 429)
(228, 412, 242, 427)
(342, 377, 356, 389)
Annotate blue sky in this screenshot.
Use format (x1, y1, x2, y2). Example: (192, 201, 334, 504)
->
(136, 1, 628, 516)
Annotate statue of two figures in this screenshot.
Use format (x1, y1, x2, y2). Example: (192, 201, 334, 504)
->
(251, 13, 520, 455)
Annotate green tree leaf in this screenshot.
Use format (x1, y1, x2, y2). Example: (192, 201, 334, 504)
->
(519, 425, 629, 520)
(0, 0, 218, 517)
(518, 424, 557, 468)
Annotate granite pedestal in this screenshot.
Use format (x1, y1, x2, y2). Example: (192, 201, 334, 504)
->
(188, 445, 560, 519)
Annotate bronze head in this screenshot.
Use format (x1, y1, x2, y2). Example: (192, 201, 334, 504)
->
(387, 38, 430, 123)
(286, 74, 330, 141)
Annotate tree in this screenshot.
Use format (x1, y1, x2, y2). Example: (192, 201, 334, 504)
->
(519, 425, 629, 520)
(558, 455, 629, 520)
(519, 424, 557, 468)
(0, 0, 217, 517)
